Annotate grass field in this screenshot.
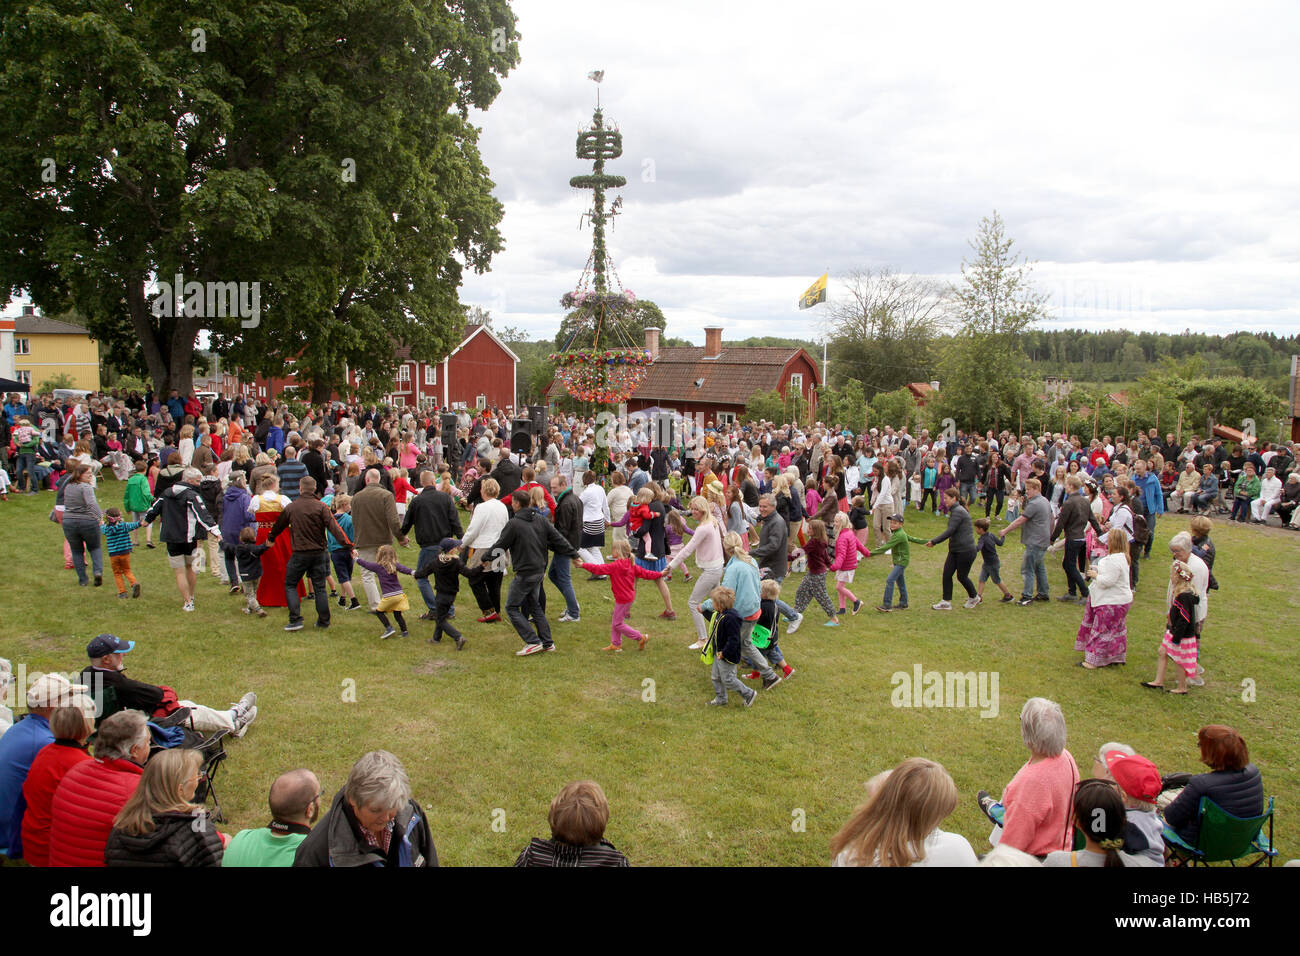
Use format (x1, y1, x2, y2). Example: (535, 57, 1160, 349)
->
(3, 480, 1297, 866)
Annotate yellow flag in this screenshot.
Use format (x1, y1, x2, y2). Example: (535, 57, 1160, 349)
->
(798, 273, 827, 309)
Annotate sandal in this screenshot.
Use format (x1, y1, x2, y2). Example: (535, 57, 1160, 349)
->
(1167, 688, 1189, 695)
(1140, 681, 1165, 690)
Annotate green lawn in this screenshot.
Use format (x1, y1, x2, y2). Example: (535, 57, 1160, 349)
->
(4, 480, 1297, 866)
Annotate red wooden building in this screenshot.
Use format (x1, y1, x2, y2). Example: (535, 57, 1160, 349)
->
(217, 324, 518, 411)
(618, 327, 821, 425)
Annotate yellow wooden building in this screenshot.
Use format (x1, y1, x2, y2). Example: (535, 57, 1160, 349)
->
(13, 308, 101, 391)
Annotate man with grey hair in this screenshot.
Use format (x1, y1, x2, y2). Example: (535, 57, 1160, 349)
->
(975, 697, 1078, 859)
(46, 710, 151, 866)
(142, 465, 220, 611)
(1168, 532, 1209, 686)
(293, 751, 437, 867)
(350, 468, 406, 611)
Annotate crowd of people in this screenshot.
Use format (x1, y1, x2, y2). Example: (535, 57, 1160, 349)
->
(1, 385, 1288, 865)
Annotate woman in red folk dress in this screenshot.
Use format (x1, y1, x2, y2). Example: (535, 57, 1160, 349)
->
(250, 474, 303, 608)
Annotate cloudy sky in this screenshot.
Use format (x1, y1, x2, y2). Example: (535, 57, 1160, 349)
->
(459, 0, 1300, 345)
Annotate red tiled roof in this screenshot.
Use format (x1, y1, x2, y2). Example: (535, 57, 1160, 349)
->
(631, 347, 808, 405)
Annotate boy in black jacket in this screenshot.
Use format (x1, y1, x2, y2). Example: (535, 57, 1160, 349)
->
(235, 527, 269, 617)
(412, 537, 480, 650)
(700, 587, 757, 708)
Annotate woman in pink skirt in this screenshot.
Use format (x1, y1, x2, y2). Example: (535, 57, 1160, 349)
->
(1075, 529, 1132, 668)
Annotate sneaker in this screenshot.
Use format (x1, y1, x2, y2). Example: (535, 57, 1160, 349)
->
(783, 666, 795, 679)
(183, 600, 195, 612)
(744, 690, 759, 708)
(315, 620, 330, 629)
(231, 585, 243, 595)
(419, 611, 436, 621)
(348, 600, 361, 610)
(558, 612, 580, 623)
(1187, 676, 1205, 687)
(478, 612, 501, 624)
(516, 643, 544, 656)
(1034, 594, 1050, 602)
(1057, 594, 1078, 603)
(1017, 597, 1033, 606)
(455, 636, 467, 651)
(374, 625, 396, 639)
(94, 574, 102, 587)
(823, 620, 840, 627)
(338, 596, 347, 608)
(544, 645, 557, 653)
(600, 643, 623, 652)
(976, 789, 996, 816)
(658, 610, 677, 620)
(638, 633, 649, 651)
(242, 607, 252, 614)
(688, 639, 706, 650)
(837, 607, 847, 616)
(875, 605, 892, 612)
(400, 630, 409, 638)
(1000, 593, 1014, 603)
(285, 621, 305, 632)
(117, 592, 129, 599)
(232, 692, 257, 716)
(706, 698, 727, 706)
(786, 612, 804, 634)
(963, 597, 979, 609)
(852, 600, 862, 615)
(427, 635, 442, 644)
(931, 601, 953, 610)
(233, 705, 258, 738)
(895, 604, 908, 610)
(762, 674, 783, 690)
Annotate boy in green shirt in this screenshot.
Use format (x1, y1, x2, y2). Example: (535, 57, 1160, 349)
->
(122, 459, 155, 547)
(876, 513, 928, 612)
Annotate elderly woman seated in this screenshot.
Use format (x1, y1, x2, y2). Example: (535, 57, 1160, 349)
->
(976, 697, 1079, 858)
(1278, 473, 1300, 528)
(1162, 725, 1263, 852)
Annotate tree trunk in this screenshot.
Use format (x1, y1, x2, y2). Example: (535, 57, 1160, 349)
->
(126, 277, 200, 396)
(311, 378, 334, 406)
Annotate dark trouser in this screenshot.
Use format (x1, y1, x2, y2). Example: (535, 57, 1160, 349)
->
(1143, 513, 1155, 557)
(63, 518, 103, 583)
(547, 551, 580, 618)
(432, 593, 461, 643)
(1230, 497, 1251, 521)
(1129, 542, 1141, 588)
(919, 488, 937, 511)
(415, 544, 443, 611)
(222, 543, 241, 584)
(471, 569, 503, 614)
(1063, 539, 1089, 597)
(285, 550, 331, 625)
(942, 550, 977, 601)
(506, 572, 551, 648)
(984, 488, 1005, 517)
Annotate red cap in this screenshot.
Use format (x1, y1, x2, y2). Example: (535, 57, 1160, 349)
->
(1105, 751, 1161, 803)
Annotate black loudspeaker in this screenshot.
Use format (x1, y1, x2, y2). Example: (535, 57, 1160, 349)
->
(653, 414, 675, 449)
(511, 419, 533, 454)
(529, 404, 546, 437)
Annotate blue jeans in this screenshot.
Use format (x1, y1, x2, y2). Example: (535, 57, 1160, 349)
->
(415, 544, 443, 611)
(285, 550, 331, 625)
(547, 552, 580, 618)
(1021, 545, 1049, 599)
(883, 564, 908, 607)
(14, 452, 36, 491)
(960, 480, 977, 503)
(771, 573, 797, 621)
(506, 572, 551, 648)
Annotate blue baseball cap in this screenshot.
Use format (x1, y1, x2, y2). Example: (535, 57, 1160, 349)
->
(87, 634, 134, 658)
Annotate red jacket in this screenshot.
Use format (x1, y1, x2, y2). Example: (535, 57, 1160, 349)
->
(48, 757, 144, 867)
(502, 481, 557, 513)
(20, 740, 92, 867)
(579, 557, 662, 603)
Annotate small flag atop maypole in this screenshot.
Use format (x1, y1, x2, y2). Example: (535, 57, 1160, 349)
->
(799, 272, 827, 309)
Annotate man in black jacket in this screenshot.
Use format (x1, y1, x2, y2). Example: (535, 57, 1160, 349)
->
(488, 489, 579, 656)
(142, 468, 221, 612)
(547, 475, 583, 622)
(401, 471, 463, 619)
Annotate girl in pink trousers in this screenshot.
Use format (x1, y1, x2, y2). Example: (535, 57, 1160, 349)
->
(579, 540, 665, 651)
(829, 512, 872, 616)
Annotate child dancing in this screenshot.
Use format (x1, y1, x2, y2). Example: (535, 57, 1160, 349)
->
(579, 539, 664, 651)
(355, 544, 414, 639)
(829, 511, 871, 615)
(792, 519, 840, 627)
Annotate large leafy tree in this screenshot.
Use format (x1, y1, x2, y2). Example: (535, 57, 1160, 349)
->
(937, 211, 1048, 432)
(0, 0, 519, 400)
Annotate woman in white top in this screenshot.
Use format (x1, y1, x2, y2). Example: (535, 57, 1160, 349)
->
(461, 476, 510, 622)
(606, 471, 634, 546)
(178, 424, 196, 468)
(870, 463, 894, 549)
(577, 472, 611, 566)
(667, 496, 727, 650)
(1075, 529, 1132, 669)
(831, 758, 978, 867)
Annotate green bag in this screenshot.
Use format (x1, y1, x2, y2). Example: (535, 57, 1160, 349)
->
(750, 622, 772, 650)
(701, 615, 719, 666)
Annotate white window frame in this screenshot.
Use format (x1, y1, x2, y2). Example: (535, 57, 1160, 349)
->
(424, 364, 436, 386)
(16, 370, 31, 385)
(397, 364, 411, 382)
(15, 338, 30, 355)
(716, 411, 736, 426)
(788, 373, 803, 392)
(476, 394, 487, 409)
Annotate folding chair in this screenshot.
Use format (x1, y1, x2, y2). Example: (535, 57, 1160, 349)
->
(1163, 796, 1276, 867)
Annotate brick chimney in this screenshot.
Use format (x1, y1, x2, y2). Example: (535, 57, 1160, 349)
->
(644, 326, 660, 362)
(704, 327, 722, 359)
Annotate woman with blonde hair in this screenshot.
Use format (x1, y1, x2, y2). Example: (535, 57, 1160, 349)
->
(667, 496, 727, 650)
(105, 749, 224, 866)
(1075, 528, 1133, 668)
(831, 758, 976, 867)
(462, 476, 509, 622)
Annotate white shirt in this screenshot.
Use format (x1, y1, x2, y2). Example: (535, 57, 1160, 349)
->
(1090, 553, 1133, 607)
(580, 483, 610, 523)
(461, 498, 510, 571)
(833, 828, 978, 867)
(1258, 475, 1282, 503)
(1167, 553, 1209, 624)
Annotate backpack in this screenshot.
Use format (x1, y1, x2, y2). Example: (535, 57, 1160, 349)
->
(1132, 513, 1149, 545)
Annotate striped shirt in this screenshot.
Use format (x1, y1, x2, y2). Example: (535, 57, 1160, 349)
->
(513, 837, 629, 867)
(101, 520, 141, 556)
